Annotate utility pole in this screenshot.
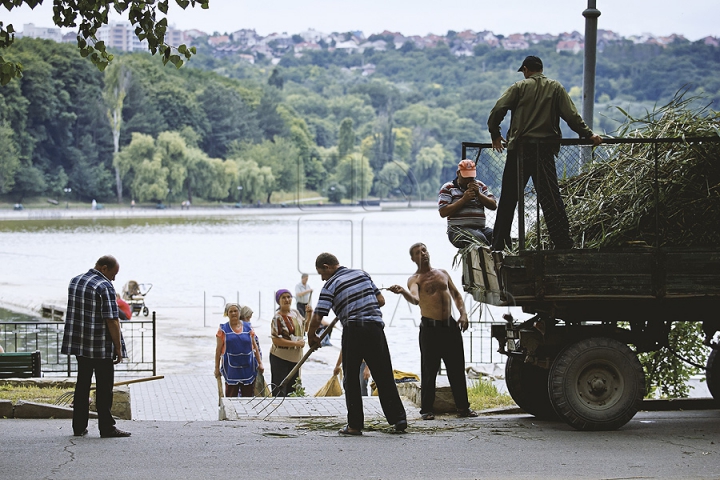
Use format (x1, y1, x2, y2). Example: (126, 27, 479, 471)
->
(582, 0, 601, 129)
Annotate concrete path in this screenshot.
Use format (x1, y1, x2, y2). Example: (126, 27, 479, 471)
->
(2, 411, 719, 480)
(130, 373, 400, 422)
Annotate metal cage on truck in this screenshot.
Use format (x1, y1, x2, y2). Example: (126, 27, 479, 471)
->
(460, 136, 720, 430)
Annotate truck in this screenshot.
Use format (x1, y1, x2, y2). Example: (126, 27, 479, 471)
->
(460, 136, 720, 431)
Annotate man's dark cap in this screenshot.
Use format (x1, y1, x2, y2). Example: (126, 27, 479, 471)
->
(518, 55, 543, 72)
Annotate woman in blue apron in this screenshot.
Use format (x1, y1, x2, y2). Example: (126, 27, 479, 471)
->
(214, 303, 264, 397)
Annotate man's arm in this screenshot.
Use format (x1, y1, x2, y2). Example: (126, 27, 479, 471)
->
(387, 277, 420, 305)
(487, 84, 518, 142)
(307, 312, 325, 349)
(376, 292, 385, 307)
(556, 86, 601, 146)
(105, 318, 123, 364)
(444, 270, 469, 332)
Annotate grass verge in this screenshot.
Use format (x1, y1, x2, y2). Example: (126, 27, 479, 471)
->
(467, 379, 515, 411)
(0, 385, 70, 404)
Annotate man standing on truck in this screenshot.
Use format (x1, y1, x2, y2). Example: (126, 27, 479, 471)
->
(488, 55, 602, 250)
(61, 255, 130, 438)
(387, 243, 477, 420)
(438, 159, 497, 249)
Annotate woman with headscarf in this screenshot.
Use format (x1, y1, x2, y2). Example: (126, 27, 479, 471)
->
(269, 289, 310, 396)
(214, 303, 264, 397)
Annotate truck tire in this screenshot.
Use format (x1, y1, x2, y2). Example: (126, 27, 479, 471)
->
(549, 337, 645, 431)
(505, 354, 558, 420)
(707, 349, 719, 401)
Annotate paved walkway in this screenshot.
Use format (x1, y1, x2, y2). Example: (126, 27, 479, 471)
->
(130, 373, 396, 421)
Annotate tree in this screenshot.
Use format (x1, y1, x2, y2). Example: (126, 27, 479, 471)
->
(104, 60, 132, 203)
(229, 137, 301, 202)
(199, 82, 260, 158)
(257, 86, 288, 140)
(235, 159, 274, 203)
(331, 153, 374, 201)
(12, 164, 46, 202)
(0, 123, 20, 193)
(268, 67, 284, 89)
(373, 161, 410, 199)
(1, 0, 209, 85)
(413, 144, 447, 199)
(132, 157, 169, 203)
(337, 117, 355, 159)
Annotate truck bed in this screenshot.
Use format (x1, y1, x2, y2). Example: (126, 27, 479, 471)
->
(502, 247, 720, 322)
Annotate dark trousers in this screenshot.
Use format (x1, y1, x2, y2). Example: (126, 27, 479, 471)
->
(270, 353, 298, 397)
(225, 381, 255, 398)
(73, 356, 115, 435)
(342, 323, 406, 430)
(492, 146, 573, 251)
(296, 303, 307, 317)
(419, 321, 470, 414)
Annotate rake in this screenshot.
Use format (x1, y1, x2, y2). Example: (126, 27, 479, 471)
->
(251, 317, 339, 418)
(54, 375, 165, 406)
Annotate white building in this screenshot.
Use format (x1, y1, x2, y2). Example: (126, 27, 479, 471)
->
(96, 21, 148, 51)
(95, 21, 184, 52)
(18, 23, 63, 43)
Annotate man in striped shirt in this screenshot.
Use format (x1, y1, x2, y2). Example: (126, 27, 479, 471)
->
(438, 159, 497, 249)
(307, 252, 407, 435)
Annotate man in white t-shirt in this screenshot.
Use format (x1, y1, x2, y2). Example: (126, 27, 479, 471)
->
(295, 273, 312, 316)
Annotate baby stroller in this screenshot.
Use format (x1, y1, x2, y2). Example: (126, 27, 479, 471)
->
(122, 280, 153, 317)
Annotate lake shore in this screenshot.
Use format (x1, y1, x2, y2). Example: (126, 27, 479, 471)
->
(0, 200, 438, 222)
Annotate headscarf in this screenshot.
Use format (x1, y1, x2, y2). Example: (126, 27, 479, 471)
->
(239, 305, 253, 320)
(275, 289, 291, 304)
(223, 303, 240, 317)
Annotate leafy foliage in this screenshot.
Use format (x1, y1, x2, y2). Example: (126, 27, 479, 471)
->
(1, 35, 719, 206)
(638, 322, 710, 398)
(0, 0, 208, 84)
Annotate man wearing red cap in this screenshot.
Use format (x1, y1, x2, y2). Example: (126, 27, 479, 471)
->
(438, 159, 497, 249)
(488, 55, 602, 250)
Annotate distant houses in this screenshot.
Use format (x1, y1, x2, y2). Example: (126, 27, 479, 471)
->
(14, 22, 718, 70)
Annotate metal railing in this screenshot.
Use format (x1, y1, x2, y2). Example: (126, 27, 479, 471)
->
(0, 315, 156, 377)
(462, 137, 720, 251)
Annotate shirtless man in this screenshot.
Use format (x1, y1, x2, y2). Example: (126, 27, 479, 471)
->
(388, 243, 477, 420)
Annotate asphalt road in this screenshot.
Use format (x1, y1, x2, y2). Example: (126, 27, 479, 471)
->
(1, 410, 719, 479)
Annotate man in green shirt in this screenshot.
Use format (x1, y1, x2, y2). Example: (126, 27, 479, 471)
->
(488, 55, 602, 250)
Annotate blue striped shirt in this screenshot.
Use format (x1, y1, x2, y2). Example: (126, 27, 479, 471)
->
(61, 268, 124, 359)
(315, 267, 384, 327)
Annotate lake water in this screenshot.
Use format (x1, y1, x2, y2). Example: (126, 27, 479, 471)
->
(0, 205, 510, 378)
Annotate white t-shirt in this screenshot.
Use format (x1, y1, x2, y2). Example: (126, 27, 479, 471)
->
(295, 282, 311, 303)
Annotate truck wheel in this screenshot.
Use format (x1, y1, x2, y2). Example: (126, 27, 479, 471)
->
(505, 354, 558, 420)
(549, 337, 645, 431)
(707, 349, 719, 401)
(142, 306, 149, 317)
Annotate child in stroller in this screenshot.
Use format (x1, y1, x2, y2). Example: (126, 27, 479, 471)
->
(122, 280, 153, 317)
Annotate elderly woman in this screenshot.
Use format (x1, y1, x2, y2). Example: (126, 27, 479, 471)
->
(269, 289, 311, 396)
(214, 303, 264, 397)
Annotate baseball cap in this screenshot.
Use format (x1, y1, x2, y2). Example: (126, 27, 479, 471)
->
(457, 159, 476, 178)
(518, 55, 543, 72)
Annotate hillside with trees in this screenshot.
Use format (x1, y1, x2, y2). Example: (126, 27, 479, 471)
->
(1, 35, 718, 206)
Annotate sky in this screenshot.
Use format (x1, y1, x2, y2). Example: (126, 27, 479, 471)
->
(2, 0, 718, 41)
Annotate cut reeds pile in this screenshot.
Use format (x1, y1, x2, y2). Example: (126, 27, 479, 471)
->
(538, 93, 720, 248)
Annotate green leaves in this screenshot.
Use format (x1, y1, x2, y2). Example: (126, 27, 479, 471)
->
(0, 56, 23, 85)
(1, 0, 208, 83)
